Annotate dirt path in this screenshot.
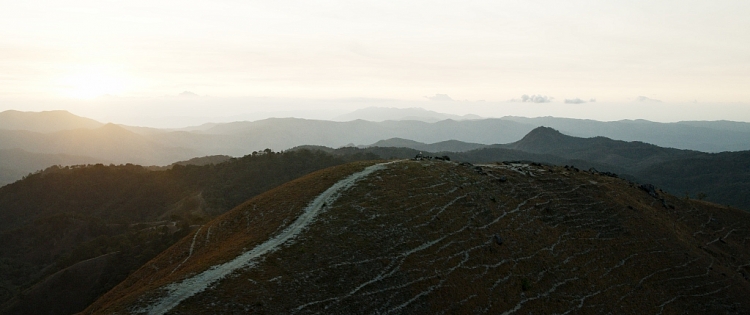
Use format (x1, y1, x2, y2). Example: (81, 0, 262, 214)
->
(143, 161, 394, 315)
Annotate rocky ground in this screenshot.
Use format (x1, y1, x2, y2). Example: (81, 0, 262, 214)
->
(83, 160, 750, 314)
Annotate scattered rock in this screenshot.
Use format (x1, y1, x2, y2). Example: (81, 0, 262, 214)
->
(589, 167, 619, 178)
(474, 166, 487, 175)
(660, 199, 675, 209)
(415, 153, 451, 161)
(565, 165, 580, 172)
(639, 184, 659, 198)
(494, 234, 503, 246)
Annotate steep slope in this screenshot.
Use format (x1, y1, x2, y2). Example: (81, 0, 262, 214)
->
(85, 160, 750, 314)
(0, 149, 368, 314)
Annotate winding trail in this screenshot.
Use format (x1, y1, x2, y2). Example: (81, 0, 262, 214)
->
(143, 162, 394, 315)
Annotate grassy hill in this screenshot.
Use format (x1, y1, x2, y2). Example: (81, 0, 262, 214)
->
(83, 160, 750, 314)
(0, 149, 372, 314)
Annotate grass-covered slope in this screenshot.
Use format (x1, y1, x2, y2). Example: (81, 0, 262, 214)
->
(85, 160, 750, 314)
(0, 149, 369, 315)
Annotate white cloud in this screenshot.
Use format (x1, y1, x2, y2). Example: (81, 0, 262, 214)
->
(564, 98, 586, 104)
(511, 94, 552, 103)
(635, 96, 662, 103)
(178, 91, 200, 98)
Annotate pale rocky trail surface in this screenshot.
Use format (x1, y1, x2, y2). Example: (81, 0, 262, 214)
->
(135, 161, 394, 315)
(83, 160, 750, 314)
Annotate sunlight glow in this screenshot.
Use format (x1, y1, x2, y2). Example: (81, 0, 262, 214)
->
(58, 65, 128, 99)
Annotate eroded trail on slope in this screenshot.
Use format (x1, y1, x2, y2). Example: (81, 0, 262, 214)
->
(89, 160, 750, 314)
(168, 161, 750, 314)
(142, 162, 394, 315)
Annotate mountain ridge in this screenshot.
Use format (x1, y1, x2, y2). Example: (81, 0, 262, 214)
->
(0, 110, 103, 133)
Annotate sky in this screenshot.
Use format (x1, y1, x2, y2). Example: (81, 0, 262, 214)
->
(1, 0, 749, 126)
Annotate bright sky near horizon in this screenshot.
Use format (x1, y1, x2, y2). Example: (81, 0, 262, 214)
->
(1, 0, 749, 126)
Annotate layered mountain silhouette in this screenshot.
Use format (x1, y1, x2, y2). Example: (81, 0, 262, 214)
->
(333, 106, 482, 122)
(1, 128, 749, 313)
(0, 123, 198, 166)
(500, 116, 750, 152)
(2, 110, 750, 188)
(314, 127, 749, 211)
(366, 138, 487, 152)
(82, 160, 750, 314)
(0, 149, 104, 185)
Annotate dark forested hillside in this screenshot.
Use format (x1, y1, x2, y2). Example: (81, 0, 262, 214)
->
(0, 149, 375, 315)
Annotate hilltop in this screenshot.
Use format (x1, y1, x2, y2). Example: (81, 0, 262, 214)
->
(84, 160, 750, 314)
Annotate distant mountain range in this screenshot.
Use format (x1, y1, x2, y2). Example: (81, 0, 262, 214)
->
(1, 126, 749, 313)
(0, 149, 105, 184)
(0, 110, 102, 133)
(333, 106, 483, 122)
(364, 138, 487, 152)
(1, 109, 749, 187)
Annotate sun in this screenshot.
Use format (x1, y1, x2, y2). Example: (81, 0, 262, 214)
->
(59, 65, 128, 99)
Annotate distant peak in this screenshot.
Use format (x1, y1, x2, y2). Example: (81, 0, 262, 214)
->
(178, 91, 199, 98)
(425, 94, 454, 101)
(525, 126, 563, 137)
(635, 96, 662, 103)
(511, 126, 567, 148)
